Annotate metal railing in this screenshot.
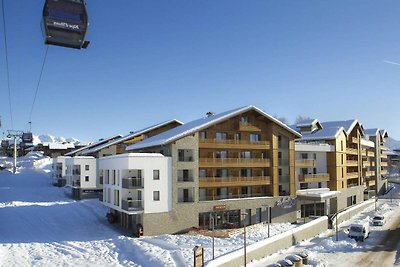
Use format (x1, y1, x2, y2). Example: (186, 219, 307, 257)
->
(121, 199, 143, 211)
(122, 177, 143, 189)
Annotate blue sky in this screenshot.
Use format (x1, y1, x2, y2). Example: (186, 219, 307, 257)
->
(1, 1, 400, 141)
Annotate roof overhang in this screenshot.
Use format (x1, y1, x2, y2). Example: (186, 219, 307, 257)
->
(296, 188, 340, 201)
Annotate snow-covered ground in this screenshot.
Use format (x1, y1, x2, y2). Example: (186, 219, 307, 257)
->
(249, 185, 400, 267)
(0, 153, 296, 267)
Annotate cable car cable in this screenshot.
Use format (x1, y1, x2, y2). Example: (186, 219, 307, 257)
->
(28, 45, 49, 126)
(1, 0, 13, 129)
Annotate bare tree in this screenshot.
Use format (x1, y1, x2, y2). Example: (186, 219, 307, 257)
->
(273, 114, 289, 125)
(294, 115, 312, 124)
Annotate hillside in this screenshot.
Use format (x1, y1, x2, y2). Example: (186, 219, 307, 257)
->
(385, 137, 400, 150)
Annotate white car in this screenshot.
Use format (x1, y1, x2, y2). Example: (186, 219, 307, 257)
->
(372, 215, 386, 226)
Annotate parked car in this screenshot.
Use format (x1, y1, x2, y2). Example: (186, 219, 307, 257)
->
(277, 259, 294, 267)
(348, 221, 370, 242)
(372, 215, 386, 226)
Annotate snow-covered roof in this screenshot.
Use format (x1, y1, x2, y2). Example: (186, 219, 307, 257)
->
(43, 142, 75, 150)
(296, 126, 347, 141)
(380, 129, 389, 139)
(296, 119, 319, 127)
(296, 188, 340, 201)
(364, 128, 380, 136)
(127, 106, 301, 151)
(82, 119, 183, 155)
(321, 119, 363, 136)
(65, 135, 122, 156)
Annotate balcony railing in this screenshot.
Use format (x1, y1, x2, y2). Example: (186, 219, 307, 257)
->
(351, 137, 358, 144)
(199, 192, 269, 201)
(72, 180, 81, 187)
(363, 170, 375, 177)
(380, 153, 387, 159)
(199, 139, 270, 149)
(347, 172, 359, 179)
(346, 148, 358, 155)
(177, 176, 194, 182)
(298, 173, 330, 183)
(199, 158, 270, 167)
(295, 159, 316, 167)
(238, 122, 260, 131)
(381, 169, 388, 175)
(178, 197, 194, 203)
(367, 151, 375, 157)
(121, 199, 143, 212)
(381, 161, 388, 167)
(347, 160, 358, 167)
(199, 176, 271, 187)
(366, 180, 376, 187)
(122, 177, 143, 189)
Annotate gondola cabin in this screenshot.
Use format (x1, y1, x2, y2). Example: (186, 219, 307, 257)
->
(22, 133, 33, 144)
(42, 0, 90, 49)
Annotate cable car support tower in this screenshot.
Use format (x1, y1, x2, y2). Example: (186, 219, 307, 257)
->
(7, 130, 23, 174)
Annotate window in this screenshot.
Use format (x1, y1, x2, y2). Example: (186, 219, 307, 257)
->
(216, 132, 228, 140)
(114, 189, 119, 206)
(153, 170, 160, 180)
(240, 151, 251, 159)
(241, 169, 252, 177)
(105, 170, 110, 184)
(318, 182, 322, 188)
(301, 168, 308, 175)
(199, 169, 206, 178)
(313, 168, 317, 174)
(85, 165, 89, 171)
(235, 133, 241, 140)
(240, 116, 249, 124)
(112, 170, 116, 185)
(341, 154, 344, 165)
(200, 131, 207, 140)
(153, 191, 160, 201)
(216, 169, 228, 177)
(279, 168, 282, 176)
(249, 133, 261, 142)
(301, 153, 308, 159)
(178, 149, 194, 161)
(313, 153, 317, 160)
(85, 176, 89, 182)
(341, 140, 344, 151)
(300, 183, 308, 189)
(216, 151, 228, 159)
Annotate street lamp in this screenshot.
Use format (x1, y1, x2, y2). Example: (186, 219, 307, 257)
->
(241, 212, 248, 267)
(262, 204, 270, 237)
(210, 212, 215, 260)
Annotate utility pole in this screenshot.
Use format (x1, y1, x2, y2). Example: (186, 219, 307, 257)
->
(7, 130, 23, 174)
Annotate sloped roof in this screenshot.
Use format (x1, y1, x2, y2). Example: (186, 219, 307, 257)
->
(321, 120, 363, 136)
(296, 119, 318, 127)
(127, 106, 301, 151)
(380, 129, 389, 139)
(43, 142, 75, 150)
(297, 126, 347, 141)
(82, 119, 183, 155)
(65, 134, 122, 156)
(364, 128, 380, 136)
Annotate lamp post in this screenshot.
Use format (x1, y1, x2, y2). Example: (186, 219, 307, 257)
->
(262, 204, 270, 237)
(241, 212, 248, 267)
(210, 212, 215, 260)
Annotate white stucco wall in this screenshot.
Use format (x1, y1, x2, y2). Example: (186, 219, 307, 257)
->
(98, 153, 172, 214)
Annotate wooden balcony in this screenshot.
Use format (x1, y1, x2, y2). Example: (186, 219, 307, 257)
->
(346, 148, 358, 155)
(381, 169, 388, 175)
(350, 137, 358, 144)
(199, 176, 271, 188)
(380, 153, 387, 159)
(347, 160, 358, 167)
(364, 170, 375, 177)
(380, 161, 388, 167)
(367, 151, 375, 157)
(298, 173, 330, 183)
(295, 159, 316, 168)
(366, 180, 376, 187)
(199, 139, 270, 150)
(362, 161, 371, 168)
(347, 172, 359, 179)
(199, 158, 270, 168)
(238, 122, 261, 132)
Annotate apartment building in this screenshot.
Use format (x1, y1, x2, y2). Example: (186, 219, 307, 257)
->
(65, 156, 99, 199)
(81, 119, 183, 158)
(364, 128, 389, 195)
(292, 119, 366, 214)
(123, 106, 301, 236)
(98, 153, 172, 236)
(52, 156, 70, 186)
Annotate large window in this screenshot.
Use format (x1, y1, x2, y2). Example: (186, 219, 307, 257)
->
(215, 132, 228, 141)
(216, 151, 228, 159)
(216, 169, 228, 178)
(240, 151, 251, 159)
(178, 149, 194, 162)
(249, 133, 261, 142)
(200, 131, 207, 140)
(240, 116, 249, 124)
